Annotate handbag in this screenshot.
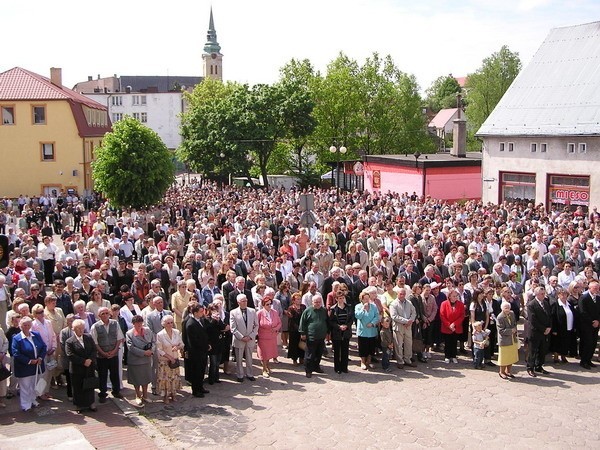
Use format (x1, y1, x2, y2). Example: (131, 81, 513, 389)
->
(0, 365, 11, 382)
(83, 374, 100, 390)
(168, 359, 180, 369)
(34, 364, 47, 397)
(412, 325, 425, 353)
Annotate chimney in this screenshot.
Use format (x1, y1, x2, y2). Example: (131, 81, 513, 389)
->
(50, 67, 62, 87)
(97, 74, 101, 80)
(88, 75, 93, 81)
(451, 117, 467, 158)
(451, 94, 466, 158)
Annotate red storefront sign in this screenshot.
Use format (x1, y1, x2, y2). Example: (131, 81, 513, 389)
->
(550, 188, 590, 205)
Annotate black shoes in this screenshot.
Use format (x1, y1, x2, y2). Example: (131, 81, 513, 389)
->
(246, 376, 256, 381)
(193, 393, 205, 398)
(535, 367, 550, 375)
(236, 377, 244, 382)
(314, 367, 324, 374)
(306, 372, 312, 378)
(112, 392, 124, 399)
(580, 362, 592, 369)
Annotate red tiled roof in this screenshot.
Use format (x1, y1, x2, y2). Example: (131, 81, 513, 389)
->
(429, 108, 459, 129)
(0, 67, 107, 110)
(455, 76, 467, 88)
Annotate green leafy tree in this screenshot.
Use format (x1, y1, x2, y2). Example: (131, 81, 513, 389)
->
(425, 74, 462, 112)
(277, 59, 317, 176)
(466, 45, 522, 134)
(92, 116, 174, 208)
(312, 52, 434, 163)
(178, 79, 250, 182)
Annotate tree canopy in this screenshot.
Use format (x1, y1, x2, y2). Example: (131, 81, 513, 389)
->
(425, 75, 462, 112)
(466, 45, 522, 134)
(92, 116, 174, 209)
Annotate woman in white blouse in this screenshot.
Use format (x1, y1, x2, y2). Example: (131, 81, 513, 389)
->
(31, 303, 56, 400)
(156, 315, 184, 403)
(120, 294, 142, 331)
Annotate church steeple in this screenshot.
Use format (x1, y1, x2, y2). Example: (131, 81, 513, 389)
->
(203, 7, 221, 54)
(202, 7, 223, 80)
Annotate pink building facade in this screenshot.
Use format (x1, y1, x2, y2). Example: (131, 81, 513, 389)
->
(362, 153, 482, 202)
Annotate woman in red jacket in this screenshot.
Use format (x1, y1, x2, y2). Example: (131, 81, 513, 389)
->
(440, 290, 465, 364)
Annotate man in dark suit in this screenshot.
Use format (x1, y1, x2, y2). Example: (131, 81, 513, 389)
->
(228, 277, 254, 311)
(578, 280, 600, 369)
(183, 302, 210, 397)
(148, 259, 170, 296)
(234, 252, 253, 279)
(401, 262, 420, 288)
(526, 286, 552, 376)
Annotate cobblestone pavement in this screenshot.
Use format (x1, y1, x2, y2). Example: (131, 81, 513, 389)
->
(139, 343, 600, 449)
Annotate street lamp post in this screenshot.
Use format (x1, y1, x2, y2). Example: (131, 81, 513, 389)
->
(329, 144, 347, 196)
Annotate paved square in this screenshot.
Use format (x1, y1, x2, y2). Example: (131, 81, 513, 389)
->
(140, 346, 600, 449)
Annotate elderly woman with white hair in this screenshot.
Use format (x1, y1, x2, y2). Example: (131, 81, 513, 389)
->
(31, 303, 56, 400)
(496, 301, 519, 380)
(65, 318, 97, 413)
(73, 299, 96, 332)
(155, 313, 183, 403)
(11, 316, 47, 411)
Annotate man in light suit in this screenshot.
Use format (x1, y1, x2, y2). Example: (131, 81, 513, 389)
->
(145, 296, 172, 394)
(229, 294, 258, 382)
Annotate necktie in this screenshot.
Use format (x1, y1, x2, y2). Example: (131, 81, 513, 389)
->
(160, 311, 163, 319)
(242, 309, 247, 326)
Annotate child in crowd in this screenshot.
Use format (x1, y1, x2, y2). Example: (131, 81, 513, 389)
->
(380, 317, 394, 373)
(471, 321, 490, 369)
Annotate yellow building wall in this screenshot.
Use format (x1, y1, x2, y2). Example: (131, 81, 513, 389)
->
(0, 100, 102, 198)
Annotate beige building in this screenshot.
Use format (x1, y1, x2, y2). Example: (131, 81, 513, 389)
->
(478, 21, 600, 211)
(0, 67, 111, 198)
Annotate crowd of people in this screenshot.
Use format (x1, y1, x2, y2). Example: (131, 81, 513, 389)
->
(0, 180, 599, 412)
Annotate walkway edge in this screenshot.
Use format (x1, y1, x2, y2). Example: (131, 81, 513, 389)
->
(111, 397, 184, 449)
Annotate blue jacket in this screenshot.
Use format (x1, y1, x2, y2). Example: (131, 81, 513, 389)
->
(12, 331, 48, 378)
(355, 303, 380, 338)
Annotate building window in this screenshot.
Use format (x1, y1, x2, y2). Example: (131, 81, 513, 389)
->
(579, 143, 587, 153)
(111, 96, 122, 106)
(541, 143, 547, 153)
(141, 112, 147, 123)
(112, 113, 123, 122)
(508, 142, 514, 152)
(132, 112, 140, 120)
(530, 143, 537, 153)
(41, 142, 55, 161)
(1, 106, 15, 125)
(499, 142, 505, 152)
(33, 106, 46, 124)
(500, 172, 536, 203)
(567, 143, 575, 153)
(133, 95, 147, 105)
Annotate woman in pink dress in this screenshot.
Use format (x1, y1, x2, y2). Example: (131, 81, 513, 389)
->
(257, 297, 281, 377)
